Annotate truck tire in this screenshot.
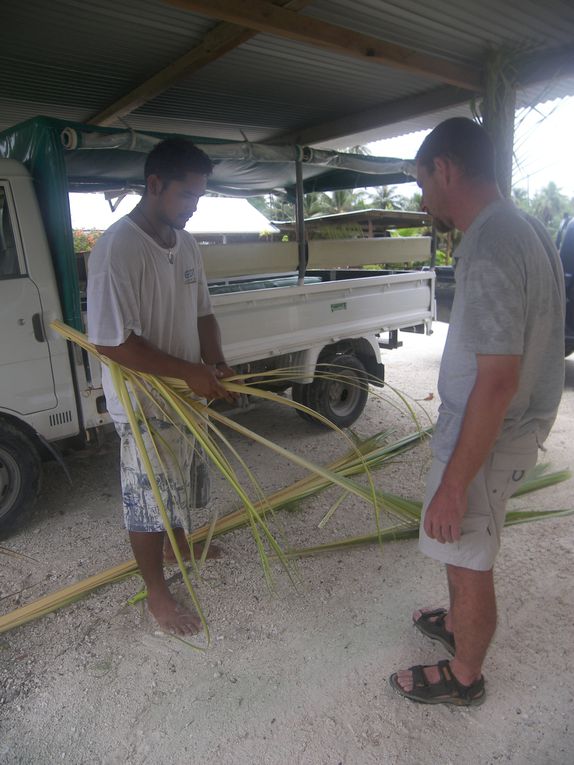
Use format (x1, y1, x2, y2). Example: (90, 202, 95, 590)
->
(0, 421, 42, 532)
(291, 382, 315, 423)
(294, 353, 369, 428)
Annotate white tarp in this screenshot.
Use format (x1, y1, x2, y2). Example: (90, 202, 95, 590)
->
(61, 127, 414, 177)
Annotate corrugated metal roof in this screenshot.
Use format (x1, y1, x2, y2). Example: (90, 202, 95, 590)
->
(133, 36, 427, 141)
(308, 0, 574, 61)
(320, 78, 574, 149)
(1, 0, 573, 144)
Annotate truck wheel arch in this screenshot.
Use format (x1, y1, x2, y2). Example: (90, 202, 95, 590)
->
(292, 345, 374, 428)
(318, 336, 383, 385)
(294, 336, 383, 385)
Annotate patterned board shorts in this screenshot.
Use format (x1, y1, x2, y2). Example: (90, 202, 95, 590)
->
(114, 418, 211, 533)
(418, 433, 538, 571)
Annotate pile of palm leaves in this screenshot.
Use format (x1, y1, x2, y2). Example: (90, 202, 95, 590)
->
(0, 321, 571, 638)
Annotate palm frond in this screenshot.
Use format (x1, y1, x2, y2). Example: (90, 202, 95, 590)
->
(1, 321, 567, 639)
(285, 507, 574, 559)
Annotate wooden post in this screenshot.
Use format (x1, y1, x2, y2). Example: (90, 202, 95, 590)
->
(294, 158, 307, 285)
(479, 49, 518, 199)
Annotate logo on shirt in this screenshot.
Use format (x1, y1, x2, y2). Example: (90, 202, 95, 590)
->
(184, 268, 196, 284)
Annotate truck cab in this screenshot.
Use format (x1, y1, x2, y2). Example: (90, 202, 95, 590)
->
(0, 160, 108, 529)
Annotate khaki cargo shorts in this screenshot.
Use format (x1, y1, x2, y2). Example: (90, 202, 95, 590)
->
(115, 418, 211, 533)
(418, 433, 538, 571)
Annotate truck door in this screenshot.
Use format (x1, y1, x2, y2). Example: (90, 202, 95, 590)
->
(0, 183, 57, 414)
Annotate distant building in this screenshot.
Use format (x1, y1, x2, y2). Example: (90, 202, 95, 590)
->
(69, 193, 277, 244)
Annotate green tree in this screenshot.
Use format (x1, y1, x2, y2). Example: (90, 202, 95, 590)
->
(342, 145, 372, 155)
(511, 186, 531, 213)
(512, 182, 574, 239)
(407, 191, 423, 212)
(530, 182, 573, 238)
(368, 186, 408, 210)
(249, 194, 294, 221)
(303, 192, 334, 217)
(326, 189, 368, 213)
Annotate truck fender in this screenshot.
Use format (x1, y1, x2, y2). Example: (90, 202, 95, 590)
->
(291, 336, 384, 385)
(35, 431, 72, 484)
(0, 411, 70, 481)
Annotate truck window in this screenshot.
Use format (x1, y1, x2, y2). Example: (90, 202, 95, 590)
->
(0, 187, 21, 278)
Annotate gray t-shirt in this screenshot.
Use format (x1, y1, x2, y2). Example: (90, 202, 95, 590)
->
(432, 199, 565, 462)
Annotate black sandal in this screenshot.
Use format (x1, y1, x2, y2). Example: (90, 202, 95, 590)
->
(413, 608, 455, 655)
(389, 660, 485, 706)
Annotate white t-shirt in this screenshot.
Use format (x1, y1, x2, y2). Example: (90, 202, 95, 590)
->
(87, 216, 213, 422)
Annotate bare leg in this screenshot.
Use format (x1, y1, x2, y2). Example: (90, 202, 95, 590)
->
(129, 530, 201, 636)
(412, 569, 455, 631)
(445, 567, 456, 631)
(162, 527, 222, 564)
(448, 564, 496, 684)
(397, 563, 495, 691)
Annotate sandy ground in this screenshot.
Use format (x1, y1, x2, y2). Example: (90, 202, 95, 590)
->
(1, 322, 573, 765)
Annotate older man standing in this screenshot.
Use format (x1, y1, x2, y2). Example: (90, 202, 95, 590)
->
(390, 118, 565, 705)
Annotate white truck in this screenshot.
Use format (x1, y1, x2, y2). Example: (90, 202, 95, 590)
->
(0, 117, 434, 531)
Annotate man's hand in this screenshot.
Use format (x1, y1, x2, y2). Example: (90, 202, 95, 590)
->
(183, 363, 236, 403)
(422, 353, 521, 545)
(423, 482, 467, 544)
(214, 362, 239, 403)
(214, 363, 236, 381)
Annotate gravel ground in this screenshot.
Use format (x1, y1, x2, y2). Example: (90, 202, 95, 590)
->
(1, 322, 573, 765)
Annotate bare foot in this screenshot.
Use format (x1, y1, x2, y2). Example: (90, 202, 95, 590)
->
(163, 529, 222, 565)
(413, 606, 453, 633)
(147, 588, 201, 636)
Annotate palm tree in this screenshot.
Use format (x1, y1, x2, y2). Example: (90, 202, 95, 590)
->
(511, 186, 530, 212)
(303, 192, 334, 217)
(368, 186, 408, 210)
(249, 194, 294, 221)
(407, 191, 423, 212)
(342, 144, 372, 156)
(327, 189, 368, 213)
(530, 182, 572, 237)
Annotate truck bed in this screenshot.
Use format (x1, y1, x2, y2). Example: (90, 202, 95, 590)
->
(211, 269, 435, 365)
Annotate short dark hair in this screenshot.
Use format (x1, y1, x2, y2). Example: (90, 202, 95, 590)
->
(144, 137, 213, 183)
(416, 117, 496, 183)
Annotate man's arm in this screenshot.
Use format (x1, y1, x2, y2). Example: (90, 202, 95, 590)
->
(197, 313, 236, 376)
(95, 332, 234, 402)
(424, 353, 521, 544)
(197, 314, 226, 365)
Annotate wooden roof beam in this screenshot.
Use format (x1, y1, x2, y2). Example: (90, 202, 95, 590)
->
(89, 0, 313, 126)
(275, 85, 471, 146)
(276, 44, 574, 147)
(166, 0, 482, 91)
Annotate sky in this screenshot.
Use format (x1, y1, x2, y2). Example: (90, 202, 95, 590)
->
(367, 94, 574, 202)
(69, 194, 277, 233)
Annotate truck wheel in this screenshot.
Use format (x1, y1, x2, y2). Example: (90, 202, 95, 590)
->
(291, 382, 316, 423)
(298, 354, 369, 428)
(0, 421, 42, 532)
